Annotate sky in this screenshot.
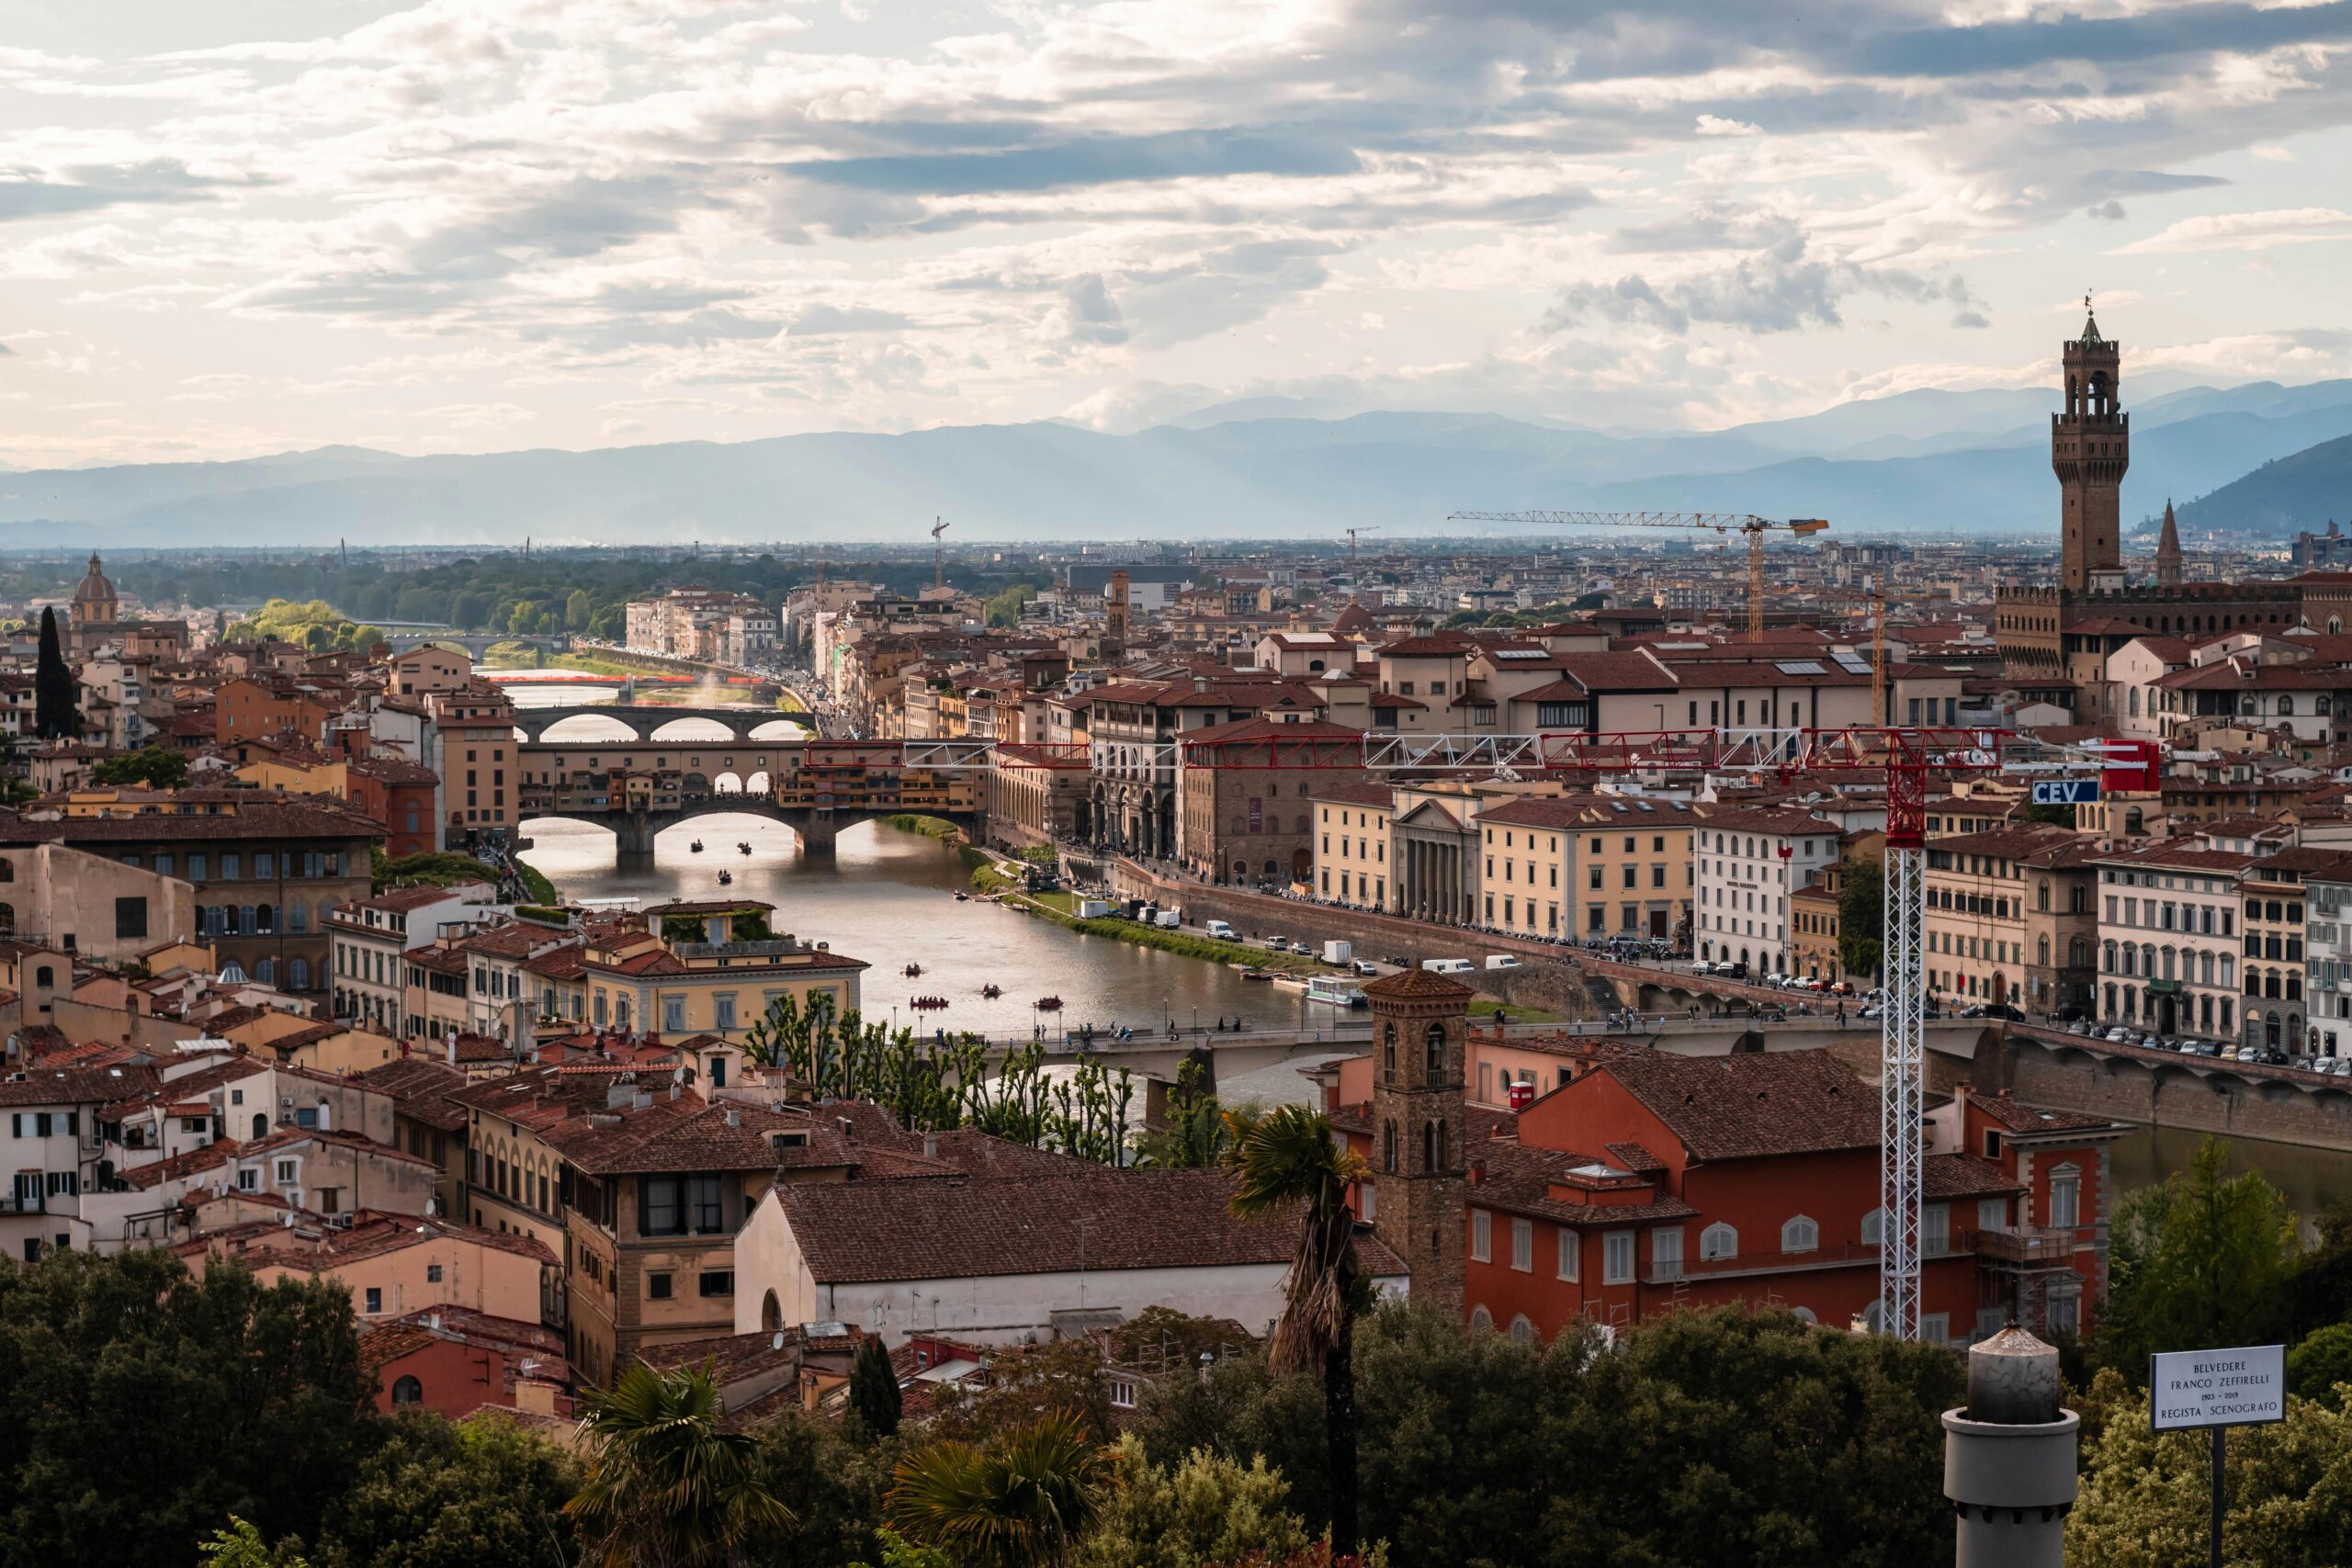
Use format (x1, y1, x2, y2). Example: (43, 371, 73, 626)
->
(2, 0, 2350, 469)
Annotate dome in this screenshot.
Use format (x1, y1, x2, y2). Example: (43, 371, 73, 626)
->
(73, 552, 116, 603)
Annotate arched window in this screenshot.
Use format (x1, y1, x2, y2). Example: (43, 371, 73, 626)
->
(391, 1375, 422, 1407)
(762, 1291, 782, 1333)
(0, 859, 12, 883)
(1861, 1207, 1883, 1247)
(1699, 1223, 1738, 1260)
(2038, 935, 2051, 968)
(1382, 1021, 1396, 1077)
(1468, 1305, 1494, 1334)
(2280, 696, 2297, 717)
(256, 903, 275, 934)
(288, 957, 311, 992)
(288, 901, 308, 933)
(0, 903, 12, 937)
(1382, 1120, 1397, 1174)
(34, 964, 52, 988)
(2323, 696, 2335, 716)
(1792, 1306, 1818, 1325)
(1423, 1021, 1446, 1080)
(255, 957, 275, 985)
(1508, 1315, 1536, 1346)
(1781, 1215, 1818, 1254)
(2070, 935, 2088, 969)
(253, 1112, 267, 1139)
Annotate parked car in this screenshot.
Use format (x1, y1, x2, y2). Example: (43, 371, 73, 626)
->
(1351, 959, 1380, 977)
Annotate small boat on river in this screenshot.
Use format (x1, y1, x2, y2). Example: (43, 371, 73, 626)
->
(980, 984, 1001, 999)
(903, 963, 923, 978)
(689, 840, 705, 853)
(1035, 995, 1064, 1012)
(716, 869, 732, 886)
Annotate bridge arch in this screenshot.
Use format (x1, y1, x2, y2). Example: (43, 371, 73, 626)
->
(713, 771, 745, 795)
(539, 712, 643, 744)
(749, 718, 806, 740)
(650, 716, 739, 743)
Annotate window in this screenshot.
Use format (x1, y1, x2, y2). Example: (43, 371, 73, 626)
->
(114, 897, 148, 942)
(2050, 1165, 2081, 1228)
(1977, 1198, 2007, 1235)
(1699, 1223, 1737, 1261)
(426, 1263, 443, 1283)
(662, 996, 685, 1034)
(1921, 1203, 1951, 1256)
(1603, 1230, 1635, 1285)
(1109, 1377, 1137, 1409)
(1510, 1217, 1532, 1271)
(391, 1375, 422, 1407)
(698, 1270, 734, 1297)
(276, 1159, 297, 1182)
(1781, 1215, 1818, 1254)
(647, 1271, 673, 1300)
(237, 1168, 257, 1191)
(1557, 1226, 1579, 1280)
(1470, 1209, 1491, 1262)
(363, 1287, 382, 1314)
(1652, 1224, 1683, 1281)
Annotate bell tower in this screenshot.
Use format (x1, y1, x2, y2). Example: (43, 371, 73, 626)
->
(2053, 297, 2128, 593)
(1363, 967, 1471, 1322)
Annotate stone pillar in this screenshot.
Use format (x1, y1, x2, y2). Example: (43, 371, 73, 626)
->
(1942, 1326, 2078, 1568)
(797, 815, 838, 859)
(614, 812, 657, 873)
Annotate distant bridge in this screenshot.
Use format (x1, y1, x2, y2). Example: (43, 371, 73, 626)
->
(388, 629, 574, 658)
(516, 712, 979, 870)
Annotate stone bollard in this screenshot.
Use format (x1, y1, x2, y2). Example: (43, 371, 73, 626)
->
(1941, 1325, 2079, 1568)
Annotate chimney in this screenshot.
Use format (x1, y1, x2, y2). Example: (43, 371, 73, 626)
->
(445, 1031, 458, 1066)
(922, 1131, 939, 1159)
(606, 1083, 632, 1109)
(838, 1115, 854, 1140)
(1941, 1326, 2077, 1567)
(633, 1089, 652, 1111)
(725, 1108, 741, 1129)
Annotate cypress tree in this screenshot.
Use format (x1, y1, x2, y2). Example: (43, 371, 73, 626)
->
(848, 1333, 902, 1437)
(34, 606, 79, 741)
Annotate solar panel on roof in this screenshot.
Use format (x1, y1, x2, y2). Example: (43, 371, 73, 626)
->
(1493, 649, 1549, 660)
(1774, 660, 1828, 674)
(1833, 654, 1871, 672)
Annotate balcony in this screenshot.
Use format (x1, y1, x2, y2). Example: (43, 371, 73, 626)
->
(1966, 1225, 2087, 1269)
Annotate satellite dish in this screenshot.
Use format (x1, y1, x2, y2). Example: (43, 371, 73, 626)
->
(771, 1331, 785, 1351)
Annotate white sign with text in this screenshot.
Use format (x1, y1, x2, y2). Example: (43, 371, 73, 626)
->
(2149, 1345, 2287, 1431)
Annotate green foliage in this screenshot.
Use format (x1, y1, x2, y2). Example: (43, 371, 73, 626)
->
(1132, 1301, 1963, 1568)
(309, 1413, 578, 1568)
(749, 1408, 902, 1567)
(2068, 1382, 2352, 1566)
(228, 598, 385, 653)
(568, 1360, 794, 1568)
(0, 1248, 374, 1568)
(2290, 1201, 2352, 1337)
(34, 607, 77, 740)
(1074, 1436, 1308, 1568)
(375, 850, 503, 893)
(2096, 1137, 2299, 1374)
(1836, 853, 1883, 980)
(924, 1340, 1115, 1451)
(1138, 1059, 1230, 1168)
(984, 584, 1038, 628)
(741, 993, 1136, 1163)
(887, 1408, 1109, 1568)
(853, 1336, 905, 1438)
(2019, 800, 2077, 827)
(2290, 1324, 2352, 1407)
(881, 813, 967, 843)
(514, 858, 560, 905)
(853, 1531, 955, 1568)
(201, 1518, 311, 1568)
(90, 744, 191, 788)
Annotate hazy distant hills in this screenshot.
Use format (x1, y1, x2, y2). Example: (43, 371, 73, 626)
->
(6, 378, 2352, 547)
(2177, 432, 2352, 539)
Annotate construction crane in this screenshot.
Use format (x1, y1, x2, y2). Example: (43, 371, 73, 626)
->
(1808, 573, 1890, 722)
(929, 517, 950, 592)
(1344, 525, 1380, 574)
(1449, 511, 1830, 639)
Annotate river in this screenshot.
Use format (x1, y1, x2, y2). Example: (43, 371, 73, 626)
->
(495, 680, 1327, 1042)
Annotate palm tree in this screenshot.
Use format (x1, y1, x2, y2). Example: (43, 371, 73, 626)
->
(1222, 1104, 1368, 1555)
(886, 1408, 1106, 1567)
(565, 1359, 793, 1568)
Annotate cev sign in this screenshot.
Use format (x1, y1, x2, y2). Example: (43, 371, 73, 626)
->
(2031, 778, 2101, 807)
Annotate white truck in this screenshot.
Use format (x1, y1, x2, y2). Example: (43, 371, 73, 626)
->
(1204, 919, 1237, 941)
(1077, 898, 1114, 919)
(1322, 940, 1353, 965)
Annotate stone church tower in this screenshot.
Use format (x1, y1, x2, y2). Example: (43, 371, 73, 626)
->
(2053, 300, 2129, 593)
(2155, 498, 2183, 587)
(1363, 966, 1471, 1321)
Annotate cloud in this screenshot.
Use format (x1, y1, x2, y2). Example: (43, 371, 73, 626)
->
(1548, 235, 1988, 335)
(776, 129, 1363, 198)
(2086, 200, 2128, 221)
(2113, 207, 2352, 254)
(0, 160, 235, 222)
(786, 303, 916, 335)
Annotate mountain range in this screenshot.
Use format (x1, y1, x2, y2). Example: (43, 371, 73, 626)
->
(7, 377, 2352, 548)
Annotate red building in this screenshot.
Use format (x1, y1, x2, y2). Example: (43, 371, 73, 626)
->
(359, 1304, 571, 1419)
(1328, 1021, 2123, 1348)
(345, 753, 441, 860)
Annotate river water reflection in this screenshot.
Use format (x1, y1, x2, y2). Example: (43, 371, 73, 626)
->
(497, 681, 1322, 1041)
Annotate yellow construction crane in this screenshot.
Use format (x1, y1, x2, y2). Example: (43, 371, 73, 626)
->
(1811, 573, 1891, 721)
(1448, 510, 1830, 640)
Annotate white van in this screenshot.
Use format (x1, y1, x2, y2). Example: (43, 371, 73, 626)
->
(1422, 958, 1476, 976)
(1204, 919, 1237, 941)
(1485, 954, 1522, 971)
(1154, 909, 1181, 929)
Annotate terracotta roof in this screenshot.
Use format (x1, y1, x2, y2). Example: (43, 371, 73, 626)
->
(0, 1065, 162, 1106)
(1363, 967, 1476, 1002)
(356, 1056, 470, 1132)
(193, 1212, 557, 1269)
(1599, 1049, 1881, 1162)
(1968, 1089, 2129, 1137)
(1924, 1153, 2026, 1200)
(774, 1168, 1408, 1283)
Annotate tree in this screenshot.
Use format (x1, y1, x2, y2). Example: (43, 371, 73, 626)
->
(750, 1408, 901, 1568)
(924, 1339, 1114, 1450)
(1074, 1435, 1308, 1568)
(2291, 1201, 2352, 1336)
(1219, 1105, 1367, 1556)
(886, 1409, 1108, 1568)
(2068, 1382, 2352, 1566)
(2096, 1137, 2299, 1374)
(1837, 853, 1883, 980)
(89, 745, 190, 789)
(309, 1412, 578, 1568)
(33, 606, 78, 740)
(852, 1335, 905, 1438)
(567, 1360, 794, 1568)
(983, 584, 1037, 628)
(200, 1518, 311, 1568)
(0, 1248, 373, 1568)
(1137, 1060, 1228, 1168)
(2020, 800, 2077, 828)
(2290, 1324, 2352, 1407)
(567, 589, 596, 630)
